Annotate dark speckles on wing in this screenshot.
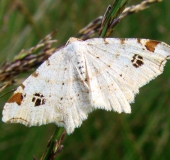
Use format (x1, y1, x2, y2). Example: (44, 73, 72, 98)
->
(32, 93, 46, 107)
(35, 99, 41, 106)
(131, 54, 144, 68)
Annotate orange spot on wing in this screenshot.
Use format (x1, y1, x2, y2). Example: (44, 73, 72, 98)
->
(145, 40, 160, 52)
(7, 92, 23, 105)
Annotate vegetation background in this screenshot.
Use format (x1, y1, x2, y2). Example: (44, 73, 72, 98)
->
(0, 0, 170, 159)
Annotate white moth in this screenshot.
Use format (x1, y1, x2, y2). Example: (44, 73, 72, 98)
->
(2, 37, 170, 134)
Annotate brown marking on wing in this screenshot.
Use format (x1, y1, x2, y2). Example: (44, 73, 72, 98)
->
(145, 40, 160, 52)
(103, 38, 109, 44)
(7, 117, 28, 124)
(32, 93, 46, 107)
(46, 59, 50, 66)
(120, 38, 125, 44)
(131, 54, 144, 68)
(21, 84, 25, 89)
(66, 37, 82, 46)
(32, 71, 39, 77)
(7, 92, 23, 105)
(137, 39, 141, 44)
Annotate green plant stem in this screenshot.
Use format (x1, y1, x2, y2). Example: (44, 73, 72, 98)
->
(41, 128, 65, 160)
(99, 0, 127, 38)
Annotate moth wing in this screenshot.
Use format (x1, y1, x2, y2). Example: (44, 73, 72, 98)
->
(84, 38, 170, 113)
(2, 45, 91, 134)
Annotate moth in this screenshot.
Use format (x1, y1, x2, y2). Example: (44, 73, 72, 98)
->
(2, 37, 170, 134)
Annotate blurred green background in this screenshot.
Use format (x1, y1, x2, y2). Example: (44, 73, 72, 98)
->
(0, 0, 170, 159)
